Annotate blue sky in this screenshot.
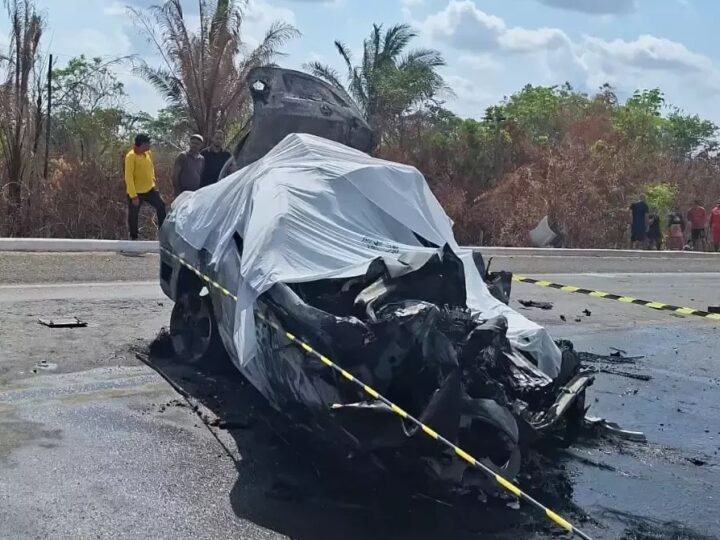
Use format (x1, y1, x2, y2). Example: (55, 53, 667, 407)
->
(2, 0, 719, 122)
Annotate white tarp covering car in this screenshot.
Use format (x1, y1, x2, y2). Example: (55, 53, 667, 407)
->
(159, 133, 595, 494)
(166, 133, 562, 378)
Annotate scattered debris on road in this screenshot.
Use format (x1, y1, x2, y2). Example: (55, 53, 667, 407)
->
(576, 350, 651, 381)
(31, 359, 58, 373)
(578, 350, 645, 364)
(595, 369, 652, 381)
(585, 416, 647, 443)
(38, 317, 87, 328)
(519, 299, 554, 310)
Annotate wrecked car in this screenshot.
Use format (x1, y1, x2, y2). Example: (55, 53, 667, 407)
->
(218, 66, 375, 179)
(159, 133, 592, 496)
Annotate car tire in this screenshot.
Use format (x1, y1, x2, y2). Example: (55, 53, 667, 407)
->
(170, 292, 224, 364)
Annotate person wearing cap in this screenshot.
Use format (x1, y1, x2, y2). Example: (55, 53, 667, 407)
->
(125, 133, 166, 240)
(172, 134, 205, 197)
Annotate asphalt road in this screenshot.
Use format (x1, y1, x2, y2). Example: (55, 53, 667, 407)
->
(1, 252, 719, 539)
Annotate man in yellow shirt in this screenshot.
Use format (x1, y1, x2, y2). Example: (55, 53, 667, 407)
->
(125, 133, 167, 240)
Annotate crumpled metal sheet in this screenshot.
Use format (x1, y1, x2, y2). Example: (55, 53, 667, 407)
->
(249, 248, 591, 493)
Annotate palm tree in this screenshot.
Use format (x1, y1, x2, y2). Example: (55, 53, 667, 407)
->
(130, 0, 299, 142)
(305, 23, 447, 140)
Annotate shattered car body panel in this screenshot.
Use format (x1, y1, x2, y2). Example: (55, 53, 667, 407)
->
(219, 67, 375, 179)
(159, 133, 591, 494)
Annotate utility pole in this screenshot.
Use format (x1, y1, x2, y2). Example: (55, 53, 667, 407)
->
(44, 54, 52, 179)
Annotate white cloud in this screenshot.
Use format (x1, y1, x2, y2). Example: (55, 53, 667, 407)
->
(103, 1, 127, 17)
(443, 73, 496, 116)
(458, 53, 502, 72)
(420, 2, 719, 92)
(500, 26, 568, 53)
(577, 34, 720, 96)
(580, 34, 712, 75)
(537, 0, 637, 15)
(74, 27, 132, 57)
(420, 1, 571, 54)
(243, 0, 298, 47)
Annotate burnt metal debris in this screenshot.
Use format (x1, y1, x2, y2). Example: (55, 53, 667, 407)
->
(576, 350, 650, 382)
(519, 299, 554, 310)
(161, 239, 594, 496)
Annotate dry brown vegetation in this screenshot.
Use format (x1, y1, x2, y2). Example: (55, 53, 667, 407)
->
(2, 1, 719, 247)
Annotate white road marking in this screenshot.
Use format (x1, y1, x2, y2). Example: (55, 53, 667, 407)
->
(0, 281, 164, 303)
(0, 280, 156, 290)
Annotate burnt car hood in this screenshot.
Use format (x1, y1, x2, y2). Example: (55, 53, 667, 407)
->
(220, 66, 375, 178)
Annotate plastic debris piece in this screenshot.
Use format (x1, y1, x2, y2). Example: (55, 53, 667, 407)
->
(38, 317, 87, 328)
(529, 216, 557, 248)
(585, 416, 647, 443)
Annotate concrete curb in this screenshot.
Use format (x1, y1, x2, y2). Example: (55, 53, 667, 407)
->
(474, 246, 720, 259)
(0, 238, 159, 253)
(1, 238, 718, 259)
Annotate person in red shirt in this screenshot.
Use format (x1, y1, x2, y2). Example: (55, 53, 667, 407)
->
(710, 200, 720, 252)
(687, 200, 707, 251)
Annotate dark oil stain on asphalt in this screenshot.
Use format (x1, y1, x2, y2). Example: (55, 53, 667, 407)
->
(134, 331, 719, 540)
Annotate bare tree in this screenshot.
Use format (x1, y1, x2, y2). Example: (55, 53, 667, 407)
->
(0, 0, 45, 234)
(130, 0, 299, 141)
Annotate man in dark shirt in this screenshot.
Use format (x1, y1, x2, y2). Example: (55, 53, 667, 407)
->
(172, 134, 205, 196)
(629, 194, 649, 249)
(201, 130, 232, 187)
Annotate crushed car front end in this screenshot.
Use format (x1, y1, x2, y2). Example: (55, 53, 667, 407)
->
(158, 132, 593, 498)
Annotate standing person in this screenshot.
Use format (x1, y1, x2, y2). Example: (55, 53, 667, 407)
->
(200, 130, 232, 187)
(629, 194, 649, 249)
(687, 200, 707, 251)
(125, 133, 166, 241)
(667, 208, 685, 251)
(710, 200, 720, 252)
(647, 213, 662, 250)
(172, 134, 205, 196)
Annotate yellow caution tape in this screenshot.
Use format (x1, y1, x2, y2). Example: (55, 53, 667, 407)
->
(514, 275, 719, 321)
(160, 248, 594, 540)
